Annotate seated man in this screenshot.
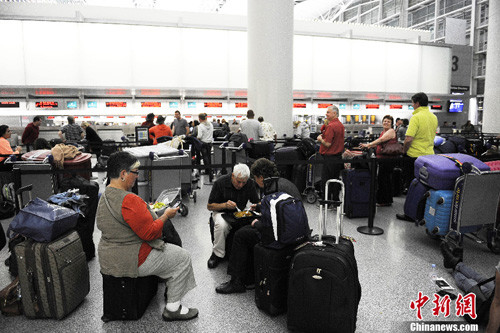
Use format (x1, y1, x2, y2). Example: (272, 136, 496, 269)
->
(207, 163, 259, 269)
(216, 158, 302, 294)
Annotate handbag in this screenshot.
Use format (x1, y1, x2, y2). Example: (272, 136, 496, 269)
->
(379, 141, 403, 156)
(162, 219, 182, 247)
(0, 277, 23, 316)
(7, 197, 79, 243)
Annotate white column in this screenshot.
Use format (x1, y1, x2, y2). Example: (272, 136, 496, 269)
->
(247, 0, 294, 138)
(483, 0, 500, 133)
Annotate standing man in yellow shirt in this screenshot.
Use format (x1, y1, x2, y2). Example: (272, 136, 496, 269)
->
(397, 92, 438, 221)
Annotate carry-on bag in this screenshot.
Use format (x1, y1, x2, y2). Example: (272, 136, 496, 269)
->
(7, 197, 79, 243)
(254, 243, 294, 316)
(288, 180, 361, 333)
(404, 178, 430, 223)
(14, 230, 90, 319)
(101, 274, 158, 322)
(259, 192, 309, 249)
(342, 169, 370, 218)
(274, 146, 304, 179)
(423, 190, 454, 236)
(414, 153, 490, 190)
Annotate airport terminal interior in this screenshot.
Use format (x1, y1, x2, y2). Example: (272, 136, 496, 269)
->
(1, 0, 499, 332)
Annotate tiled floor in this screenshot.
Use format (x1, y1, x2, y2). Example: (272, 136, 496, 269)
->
(0, 172, 497, 332)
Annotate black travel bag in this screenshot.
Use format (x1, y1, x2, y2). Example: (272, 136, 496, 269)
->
(101, 274, 159, 322)
(287, 179, 361, 333)
(14, 230, 90, 319)
(275, 146, 303, 179)
(59, 176, 99, 261)
(254, 243, 294, 316)
(341, 169, 370, 218)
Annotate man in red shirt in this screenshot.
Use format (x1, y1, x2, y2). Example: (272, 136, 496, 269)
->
(317, 106, 345, 201)
(149, 115, 173, 145)
(22, 116, 42, 152)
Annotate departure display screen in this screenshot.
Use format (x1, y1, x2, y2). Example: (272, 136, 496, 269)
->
(88, 101, 97, 108)
(293, 103, 306, 108)
(106, 102, 127, 107)
(0, 101, 19, 108)
(204, 102, 222, 108)
(366, 104, 380, 109)
(318, 103, 332, 108)
(448, 100, 463, 113)
(390, 105, 402, 109)
(36, 101, 58, 108)
(141, 102, 161, 107)
(235, 103, 248, 108)
(67, 101, 77, 109)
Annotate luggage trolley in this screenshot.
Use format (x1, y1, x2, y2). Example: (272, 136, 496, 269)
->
(442, 171, 500, 255)
(303, 153, 322, 204)
(151, 188, 188, 217)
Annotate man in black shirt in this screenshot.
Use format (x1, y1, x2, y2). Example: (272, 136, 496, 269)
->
(216, 158, 302, 294)
(207, 164, 259, 269)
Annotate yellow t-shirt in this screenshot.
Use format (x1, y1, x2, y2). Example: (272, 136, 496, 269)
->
(406, 106, 438, 158)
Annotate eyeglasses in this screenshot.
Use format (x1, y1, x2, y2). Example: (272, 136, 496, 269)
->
(129, 170, 139, 175)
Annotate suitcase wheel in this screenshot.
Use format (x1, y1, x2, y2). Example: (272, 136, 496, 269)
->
(425, 228, 441, 240)
(305, 189, 317, 204)
(179, 204, 189, 217)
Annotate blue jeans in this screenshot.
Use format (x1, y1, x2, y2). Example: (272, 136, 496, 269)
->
(452, 262, 495, 298)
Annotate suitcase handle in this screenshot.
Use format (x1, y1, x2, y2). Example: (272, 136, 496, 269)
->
(319, 179, 344, 244)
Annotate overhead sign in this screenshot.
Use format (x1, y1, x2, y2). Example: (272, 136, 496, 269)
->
(36, 101, 58, 108)
(450, 45, 472, 93)
(106, 102, 127, 107)
(0, 101, 19, 108)
(141, 102, 161, 107)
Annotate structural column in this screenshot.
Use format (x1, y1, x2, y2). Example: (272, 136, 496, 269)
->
(482, 0, 500, 133)
(247, 0, 294, 138)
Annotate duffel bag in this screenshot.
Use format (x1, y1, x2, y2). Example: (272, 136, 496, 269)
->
(7, 198, 78, 242)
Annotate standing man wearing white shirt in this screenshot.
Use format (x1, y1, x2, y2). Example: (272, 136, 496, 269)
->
(258, 117, 277, 142)
(197, 113, 214, 182)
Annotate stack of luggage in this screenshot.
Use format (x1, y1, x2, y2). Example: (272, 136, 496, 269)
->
(407, 153, 490, 237)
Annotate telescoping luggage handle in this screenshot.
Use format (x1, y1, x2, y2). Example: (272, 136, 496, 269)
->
(318, 179, 345, 245)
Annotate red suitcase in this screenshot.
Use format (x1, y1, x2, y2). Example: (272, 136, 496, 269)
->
(485, 160, 500, 171)
(22, 150, 92, 180)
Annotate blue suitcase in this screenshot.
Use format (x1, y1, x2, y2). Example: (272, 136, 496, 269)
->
(403, 178, 430, 222)
(423, 190, 453, 236)
(342, 169, 370, 218)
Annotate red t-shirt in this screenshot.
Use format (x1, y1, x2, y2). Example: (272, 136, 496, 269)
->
(121, 194, 164, 266)
(319, 118, 345, 155)
(149, 124, 173, 145)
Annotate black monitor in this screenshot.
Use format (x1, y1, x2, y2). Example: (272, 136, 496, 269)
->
(135, 126, 150, 143)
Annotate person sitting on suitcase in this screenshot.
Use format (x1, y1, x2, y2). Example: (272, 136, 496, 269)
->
(97, 151, 198, 321)
(207, 163, 260, 269)
(215, 158, 302, 294)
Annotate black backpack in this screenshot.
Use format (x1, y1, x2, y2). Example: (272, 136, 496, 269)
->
(228, 132, 248, 147)
(297, 137, 316, 159)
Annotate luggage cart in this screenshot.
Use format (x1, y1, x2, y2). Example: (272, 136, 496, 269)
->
(303, 153, 322, 204)
(442, 171, 500, 255)
(152, 188, 188, 217)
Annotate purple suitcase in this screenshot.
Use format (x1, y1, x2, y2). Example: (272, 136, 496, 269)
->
(414, 153, 490, 190)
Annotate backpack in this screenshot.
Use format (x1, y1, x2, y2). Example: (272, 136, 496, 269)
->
(228, 132, 248, 147)
(260, 192, 309, 249)
(297, 137, 316, 159)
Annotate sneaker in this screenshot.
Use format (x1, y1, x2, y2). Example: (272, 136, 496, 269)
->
(207, 253, 223, 269)
(396, 213, 414, 222)
(215, 278, 246, 294)
(162, 306, 199, 321)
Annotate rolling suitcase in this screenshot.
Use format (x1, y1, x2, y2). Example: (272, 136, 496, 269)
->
(485, 161, 500, 171)
(342, 169, 370, 218)
(392, 167, 404, 197)
(14, 230, 90, 319)
(287, 180, 361, 333)
(404, 178, 430, 223)
(414, 153, 490, 190)
(423, 190, 453, 236)
(254, 243, 294, 316)
(101, 274, 158, 322)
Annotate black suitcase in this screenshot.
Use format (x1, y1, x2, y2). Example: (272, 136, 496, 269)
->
(14, 230, 90, 319)
(101, 274, 159, 322)
(342, 169, 370, 218)
(254, 243, 294, 316)
(392, 167, 404, 197)
(291, 163, 307, 194)
(275, 146, 303, 179)
(287, 179, 361, 333)
(59, 176, 99, 261)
